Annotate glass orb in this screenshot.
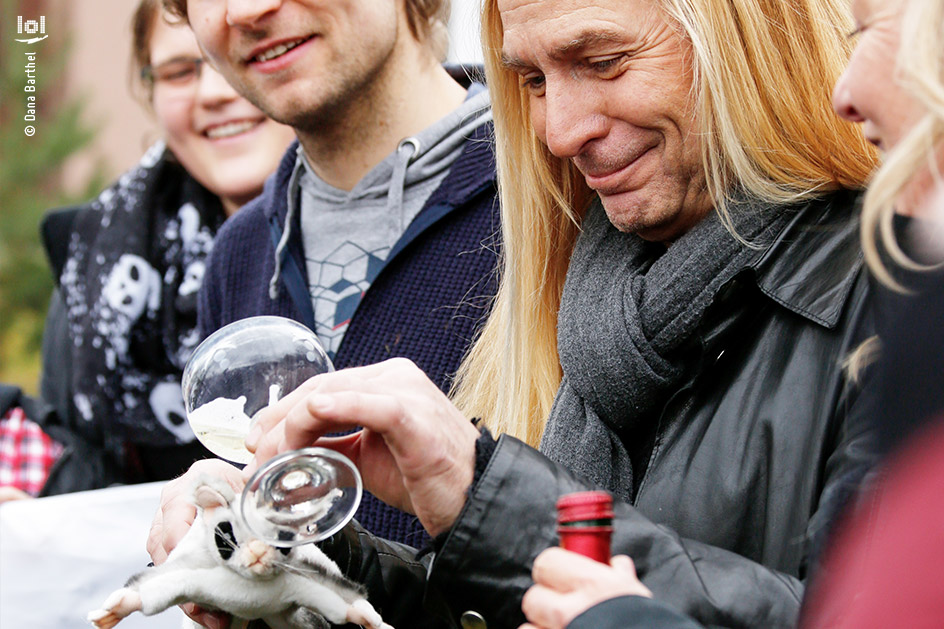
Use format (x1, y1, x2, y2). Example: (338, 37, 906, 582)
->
(182, 316, 333, 464)
(181, 316, 362, 545)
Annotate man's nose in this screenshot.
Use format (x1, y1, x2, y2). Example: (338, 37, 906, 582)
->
(226, 0, 281, 28)
(541, 83, 608, 159)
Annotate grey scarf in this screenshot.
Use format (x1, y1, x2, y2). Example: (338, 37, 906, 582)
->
(540, 198, 793, 500)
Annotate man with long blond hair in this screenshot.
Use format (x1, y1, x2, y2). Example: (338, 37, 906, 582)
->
(151, 0, 881, 627)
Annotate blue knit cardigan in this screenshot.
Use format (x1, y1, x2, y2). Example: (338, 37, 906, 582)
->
(199, 123, 500, 548)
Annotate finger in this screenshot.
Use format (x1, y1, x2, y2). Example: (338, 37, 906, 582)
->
(531, 547, 605, 590)
(151, 477, 196, 562)
(288, 388, 477, 464)
(610, 554, 636, 574)
(182, 604, 230, 629)
(246, 416, 287, 477)
(245, 424, 362, 482)
(281, 390, 403, 451)
(208, 610, 231, 629)
(241, 457, 259, 480)
(180, 604, 204, 627)
(247, 359, 409, 451)
(251, 359, 460, 463)
(521, 584, 572, 629)
(160, 496, 197, 558)
(320, 431, 416, 513)
(146, 506, 167, 565)
(155, 460, 243, 559)
(316, 357, 423, 382)
(248, 369, 376, 463)
(251, 388, 400, 465)
(247, 375, 323, 451)
(0, 487, 32, 502)
(311, 432, 364, 460)
(609, 555, 652, 598)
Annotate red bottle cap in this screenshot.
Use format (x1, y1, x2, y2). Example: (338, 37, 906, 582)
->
(556, 491, 613, 563)
(556, 491, 614, 524)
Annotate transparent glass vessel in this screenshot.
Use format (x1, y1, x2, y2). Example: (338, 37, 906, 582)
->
(182, 316, 360, 546)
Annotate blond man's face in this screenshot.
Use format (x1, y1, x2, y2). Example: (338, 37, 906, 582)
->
(498, 0, 711, 242)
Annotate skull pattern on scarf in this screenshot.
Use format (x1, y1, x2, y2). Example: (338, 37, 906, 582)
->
(59, 142, 226, 459)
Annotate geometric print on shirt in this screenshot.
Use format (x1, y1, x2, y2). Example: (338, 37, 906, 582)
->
(308, 241, 390, 358)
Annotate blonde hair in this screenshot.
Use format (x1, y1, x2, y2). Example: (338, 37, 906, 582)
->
(452, 0, 877, 446)
(861, 0, 944, 289)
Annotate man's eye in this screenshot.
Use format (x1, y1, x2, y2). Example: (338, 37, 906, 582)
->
(521, 74, 546, 95)
(588, 55, 625, 78)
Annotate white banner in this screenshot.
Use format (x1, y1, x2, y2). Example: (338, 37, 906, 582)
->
(0, 482, 183, 628)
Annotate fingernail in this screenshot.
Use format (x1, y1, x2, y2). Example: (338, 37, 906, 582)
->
(245, 425, 262, 451)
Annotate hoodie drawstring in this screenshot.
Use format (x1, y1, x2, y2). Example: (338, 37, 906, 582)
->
(389, 138, 421, 232)
(269, 160, 305, 300)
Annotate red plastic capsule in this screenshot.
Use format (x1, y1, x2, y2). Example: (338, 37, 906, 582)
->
(556, 491, 613, 563)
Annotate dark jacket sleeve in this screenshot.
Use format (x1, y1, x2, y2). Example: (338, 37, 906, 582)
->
(317, 520, 453, 628)
(37, 290, 125, 495)
(568, 596, 705, 629)
(323, 429, 873, 629)
(427, 437, 805, 629)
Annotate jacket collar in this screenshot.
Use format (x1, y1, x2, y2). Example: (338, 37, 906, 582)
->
(750, 188, 864, 329)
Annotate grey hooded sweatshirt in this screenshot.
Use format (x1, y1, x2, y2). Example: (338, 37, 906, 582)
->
(283, 86, 491, 357)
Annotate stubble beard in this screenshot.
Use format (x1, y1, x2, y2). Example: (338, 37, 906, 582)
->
(248, 40, 398, 146)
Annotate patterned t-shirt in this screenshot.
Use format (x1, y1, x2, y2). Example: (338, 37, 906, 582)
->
(295, 87, 491, 358)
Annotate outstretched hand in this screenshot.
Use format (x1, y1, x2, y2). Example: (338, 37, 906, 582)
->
(244, 358, 480, 536)
(519, 548, 652, 629)
(146, 458, 245, 629)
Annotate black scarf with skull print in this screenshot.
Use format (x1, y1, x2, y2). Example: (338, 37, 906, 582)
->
(59, 142, 226, 460)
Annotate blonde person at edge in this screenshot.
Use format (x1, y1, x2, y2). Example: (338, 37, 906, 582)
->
(518, 0, 944, 627)
(802, 0, 944, 623)
(149, 1, 879, 628)
(35, 0, 294, 497)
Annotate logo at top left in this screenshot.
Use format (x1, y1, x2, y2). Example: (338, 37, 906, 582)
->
(16, 16, 48, 44)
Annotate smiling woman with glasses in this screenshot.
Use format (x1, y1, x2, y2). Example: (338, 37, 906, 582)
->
(140, 56, 205, 87)
(129, 1, 295, 214)
(33, 0, 295, 496)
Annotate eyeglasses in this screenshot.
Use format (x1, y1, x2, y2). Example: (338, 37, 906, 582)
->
(141, 56, 206, 87)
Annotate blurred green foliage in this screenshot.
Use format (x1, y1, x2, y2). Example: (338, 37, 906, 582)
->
(0, 0, 104, 391)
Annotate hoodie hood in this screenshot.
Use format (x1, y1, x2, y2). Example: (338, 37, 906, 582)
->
(269, 85, 492, 300)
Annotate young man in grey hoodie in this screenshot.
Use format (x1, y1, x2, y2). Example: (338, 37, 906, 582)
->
(160, 0, 499, 549)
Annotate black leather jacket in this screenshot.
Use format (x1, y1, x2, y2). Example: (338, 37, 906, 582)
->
(326, 191, 876, 629)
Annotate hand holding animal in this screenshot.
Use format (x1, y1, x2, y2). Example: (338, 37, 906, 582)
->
(88, 475, 393, 629)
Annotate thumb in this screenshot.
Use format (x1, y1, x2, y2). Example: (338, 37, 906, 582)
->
(610, 555, 638, 576)
(609, 555, 652, 598)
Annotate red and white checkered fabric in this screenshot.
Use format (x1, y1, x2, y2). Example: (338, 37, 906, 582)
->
(0, 406, 63, 496)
